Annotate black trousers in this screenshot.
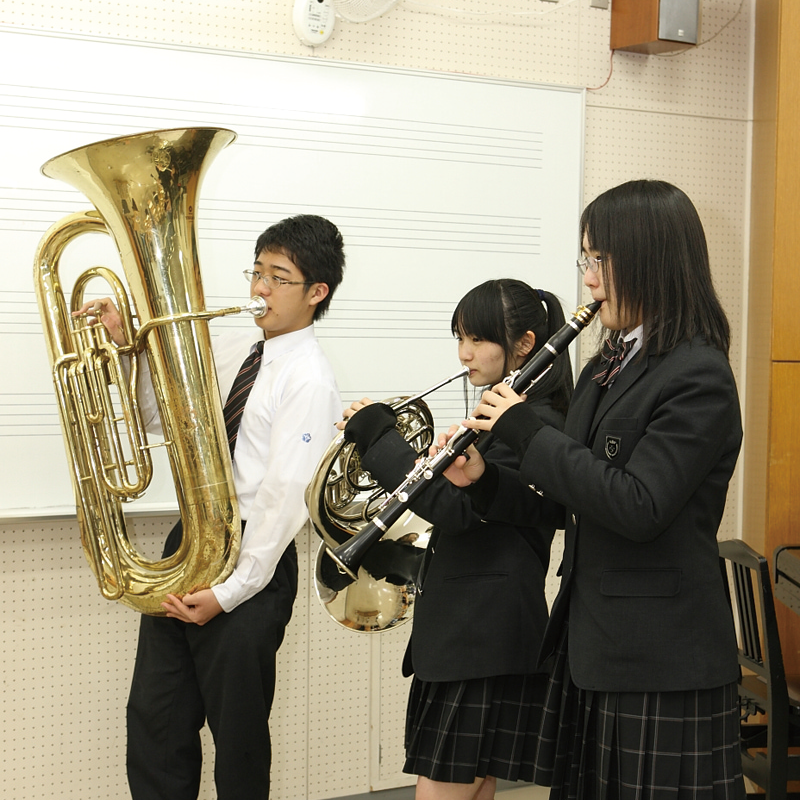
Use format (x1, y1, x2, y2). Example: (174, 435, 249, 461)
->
(126, 521, 298, 800)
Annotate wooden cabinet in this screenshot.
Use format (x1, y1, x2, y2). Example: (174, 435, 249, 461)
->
(745, 0, 800, 673)
(610, 0, 699, 54)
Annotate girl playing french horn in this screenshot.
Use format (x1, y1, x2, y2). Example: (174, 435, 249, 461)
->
(339, 279, 573, 800)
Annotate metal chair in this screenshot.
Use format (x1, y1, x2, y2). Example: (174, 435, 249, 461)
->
(719, 538, 800, 799)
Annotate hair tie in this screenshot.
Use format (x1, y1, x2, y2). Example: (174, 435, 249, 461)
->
(536, 288, 545, 301)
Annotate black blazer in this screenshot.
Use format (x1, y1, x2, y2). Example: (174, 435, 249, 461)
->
(360, 398, 564, 683)
(487, 338, 742, 693)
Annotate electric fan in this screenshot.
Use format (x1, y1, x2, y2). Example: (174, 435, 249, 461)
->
(332, 0, 401, 23)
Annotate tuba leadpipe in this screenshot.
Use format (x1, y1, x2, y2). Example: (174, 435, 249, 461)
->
(324, 301, 602, 582)
(34, 127, 261, 615)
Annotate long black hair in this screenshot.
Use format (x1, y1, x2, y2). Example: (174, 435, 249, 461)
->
(450, 279, 574, 417)
(580, 179, 730, 357)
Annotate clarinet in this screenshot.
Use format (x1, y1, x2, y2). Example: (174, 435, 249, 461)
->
(326, 301, 601, 579)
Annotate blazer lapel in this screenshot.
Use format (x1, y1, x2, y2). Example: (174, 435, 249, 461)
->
(567, 377, 605, 446)
(588, 354, 651, 443)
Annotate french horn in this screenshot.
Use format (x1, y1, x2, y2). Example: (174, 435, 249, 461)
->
(306, 368, 468, 632)
(34, 127, 264, 615)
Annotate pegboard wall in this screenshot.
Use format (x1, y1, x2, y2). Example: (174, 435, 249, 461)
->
(0, 0, 753, 798)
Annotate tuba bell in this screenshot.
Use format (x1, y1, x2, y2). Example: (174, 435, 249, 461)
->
(306, 368, 468, 632)
(34, 127, 264, 615)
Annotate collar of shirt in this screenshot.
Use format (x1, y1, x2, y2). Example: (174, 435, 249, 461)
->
(246, 324, 317, 364)
(617, 323, 644, 374)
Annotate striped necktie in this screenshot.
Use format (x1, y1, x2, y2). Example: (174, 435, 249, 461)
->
(592, 336, 635, 387)
(223, 340, 265, 455)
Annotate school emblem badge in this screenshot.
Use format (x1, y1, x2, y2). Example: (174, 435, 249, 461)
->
(605, 435, 621, 459)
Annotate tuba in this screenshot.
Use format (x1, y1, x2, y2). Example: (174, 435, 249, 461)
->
(34, 127, 264, 615)
(306, 368, 468, 632)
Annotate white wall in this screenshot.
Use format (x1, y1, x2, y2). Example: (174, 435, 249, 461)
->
(0, 1, 753, 798)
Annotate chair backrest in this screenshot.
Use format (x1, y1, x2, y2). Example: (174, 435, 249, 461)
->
(719, 538, 795, 797)
(719, 538, 790, 711)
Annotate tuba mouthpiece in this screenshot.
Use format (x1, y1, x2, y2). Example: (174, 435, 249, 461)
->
(243, 296, 267, 318)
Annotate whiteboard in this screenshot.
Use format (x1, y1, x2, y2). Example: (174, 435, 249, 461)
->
(0, 28, 584, 517)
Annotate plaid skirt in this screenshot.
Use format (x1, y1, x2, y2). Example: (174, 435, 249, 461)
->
(404, 672, 547, 784)
(534, 629, 745, 800)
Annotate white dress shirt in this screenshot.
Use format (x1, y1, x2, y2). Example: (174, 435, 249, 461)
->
(136, 324, 341, 612)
